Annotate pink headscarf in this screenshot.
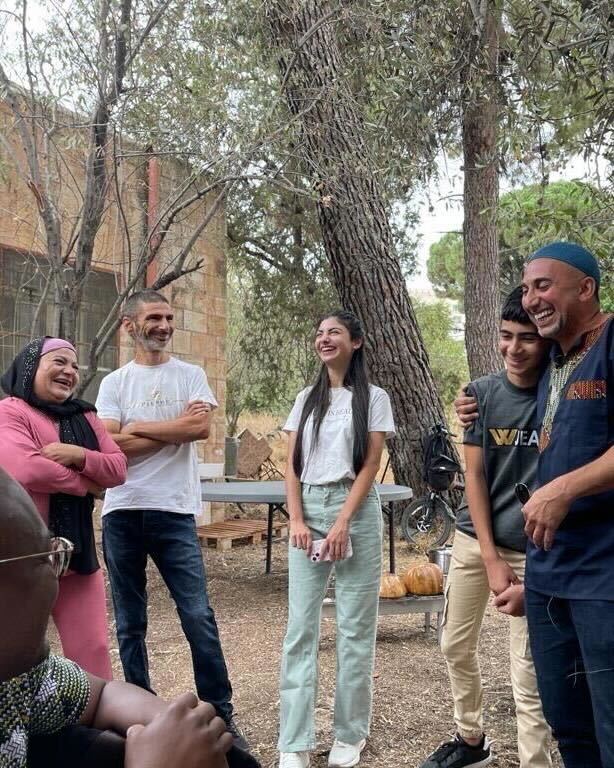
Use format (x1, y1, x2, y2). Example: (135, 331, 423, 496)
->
(40, 337, 77, 357)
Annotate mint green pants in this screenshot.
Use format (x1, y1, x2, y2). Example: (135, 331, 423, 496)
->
(278, 482, 383, 751)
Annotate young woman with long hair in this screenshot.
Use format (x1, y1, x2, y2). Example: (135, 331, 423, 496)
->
(278, 311, 395, 768)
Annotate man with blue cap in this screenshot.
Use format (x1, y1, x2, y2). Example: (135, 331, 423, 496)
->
(520, 241, 614, 768)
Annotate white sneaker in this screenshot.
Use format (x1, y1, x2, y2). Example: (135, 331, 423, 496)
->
(328, 739, 366, 767)
(279, 752, 310, 768)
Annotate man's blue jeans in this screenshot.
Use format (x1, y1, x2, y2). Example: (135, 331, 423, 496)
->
(526, 588, 614, 768)
(102, 510, 233, 721)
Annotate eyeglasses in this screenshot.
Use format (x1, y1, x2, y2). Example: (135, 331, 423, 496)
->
(0, 536, 74, 577)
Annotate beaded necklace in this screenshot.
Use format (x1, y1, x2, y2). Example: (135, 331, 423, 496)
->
(540, 320, 609, 451)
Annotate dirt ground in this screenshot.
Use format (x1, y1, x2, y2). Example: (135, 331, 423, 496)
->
(60, 521, 561, 768)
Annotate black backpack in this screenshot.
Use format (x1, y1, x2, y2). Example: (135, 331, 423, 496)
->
(422, 425, 460, 491)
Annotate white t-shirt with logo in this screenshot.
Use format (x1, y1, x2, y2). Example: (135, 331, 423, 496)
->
(284, 384, 395, 485)
(96, 357, 217, 516)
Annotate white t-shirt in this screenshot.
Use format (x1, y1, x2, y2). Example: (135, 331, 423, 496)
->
(96, 357, 217, 516)
(284, 384, 395, 485)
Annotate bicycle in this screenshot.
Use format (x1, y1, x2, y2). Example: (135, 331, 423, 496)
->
(401, 424, 463, 551)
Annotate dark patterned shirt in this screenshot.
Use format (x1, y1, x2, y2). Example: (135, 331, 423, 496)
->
(540, 320, 608, 452)
(0, 655, 90, 767)
(528, 316, 614, 599)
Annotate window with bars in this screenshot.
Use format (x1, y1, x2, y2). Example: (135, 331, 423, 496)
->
(0, 248, 119, 402)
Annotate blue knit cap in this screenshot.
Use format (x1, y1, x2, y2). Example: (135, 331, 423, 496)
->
(526, 241, 600, 287)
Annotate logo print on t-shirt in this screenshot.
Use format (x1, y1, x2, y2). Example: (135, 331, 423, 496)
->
(326, 407, 352, 418)
(489, 428, 539, 447)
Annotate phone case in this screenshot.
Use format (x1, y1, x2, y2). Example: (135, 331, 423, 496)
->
(310, 537, 353, 562)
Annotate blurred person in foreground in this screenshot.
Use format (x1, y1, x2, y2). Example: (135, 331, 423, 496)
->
(0, 467, 259, 768)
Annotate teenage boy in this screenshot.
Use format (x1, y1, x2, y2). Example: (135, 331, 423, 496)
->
(419, 287, 552, 768)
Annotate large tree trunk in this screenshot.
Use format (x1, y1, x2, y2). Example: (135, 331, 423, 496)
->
(265, 0, 453, 494)
(462, 2, 501, 379)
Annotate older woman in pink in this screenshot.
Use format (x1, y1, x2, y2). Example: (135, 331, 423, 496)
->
(0, 336, 127, 678)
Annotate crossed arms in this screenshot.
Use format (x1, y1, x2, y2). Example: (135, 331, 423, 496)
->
(103, 401, 212, 457)
(0, 404, 126, 497)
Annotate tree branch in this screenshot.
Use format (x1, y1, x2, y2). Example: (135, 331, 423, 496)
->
(21, 0, 39, 169)
(0, 67, 63, 268)
(0, 67, 40, 187)
(151, 259, 204, 291)
(122, 0, 174, 76)
(154, 181, 230, 281)
(29, 267, 52, 337)
(111, 127, 133, 267)
(249, 248, 289, 272)
(83, 179, 229, 391)
(144, 174, 239, 265)
(467, 0, 486, 39)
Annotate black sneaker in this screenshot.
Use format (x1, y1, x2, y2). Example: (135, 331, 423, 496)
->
(225, 716, 250, 751)
(226, 744, 262, 768)
(419, 734, 493, 768)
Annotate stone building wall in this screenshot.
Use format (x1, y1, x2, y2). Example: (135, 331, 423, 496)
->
(0, 99, 227, 468)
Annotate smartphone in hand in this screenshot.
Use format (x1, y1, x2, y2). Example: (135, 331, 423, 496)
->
(310, 537, 353, 562)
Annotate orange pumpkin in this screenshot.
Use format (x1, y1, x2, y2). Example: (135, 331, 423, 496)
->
(403, 562, 443, 595)
(379, 572, 407, 599)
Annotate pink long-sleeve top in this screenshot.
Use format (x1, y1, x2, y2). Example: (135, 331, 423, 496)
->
(0, 396, 127, 524)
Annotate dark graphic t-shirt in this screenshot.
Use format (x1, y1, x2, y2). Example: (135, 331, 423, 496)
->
(455, 371, 539, 552)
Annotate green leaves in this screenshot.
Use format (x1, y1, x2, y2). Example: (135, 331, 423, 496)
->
(414, 297, 468, 406)
(427, 180, 614, 303)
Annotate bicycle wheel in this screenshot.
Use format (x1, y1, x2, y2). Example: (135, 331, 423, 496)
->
(401, 495, 454, 552)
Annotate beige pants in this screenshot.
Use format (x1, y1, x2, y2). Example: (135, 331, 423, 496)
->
(441, 530, 552, 768)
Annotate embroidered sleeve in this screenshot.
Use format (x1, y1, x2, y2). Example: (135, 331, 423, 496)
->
(29, 656, 91, 735)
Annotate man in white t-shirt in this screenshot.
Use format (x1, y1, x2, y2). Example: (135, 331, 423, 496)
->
(96, 290, 247, 751)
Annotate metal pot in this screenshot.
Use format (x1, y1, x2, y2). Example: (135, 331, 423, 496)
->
(428, 545, 453, 575)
